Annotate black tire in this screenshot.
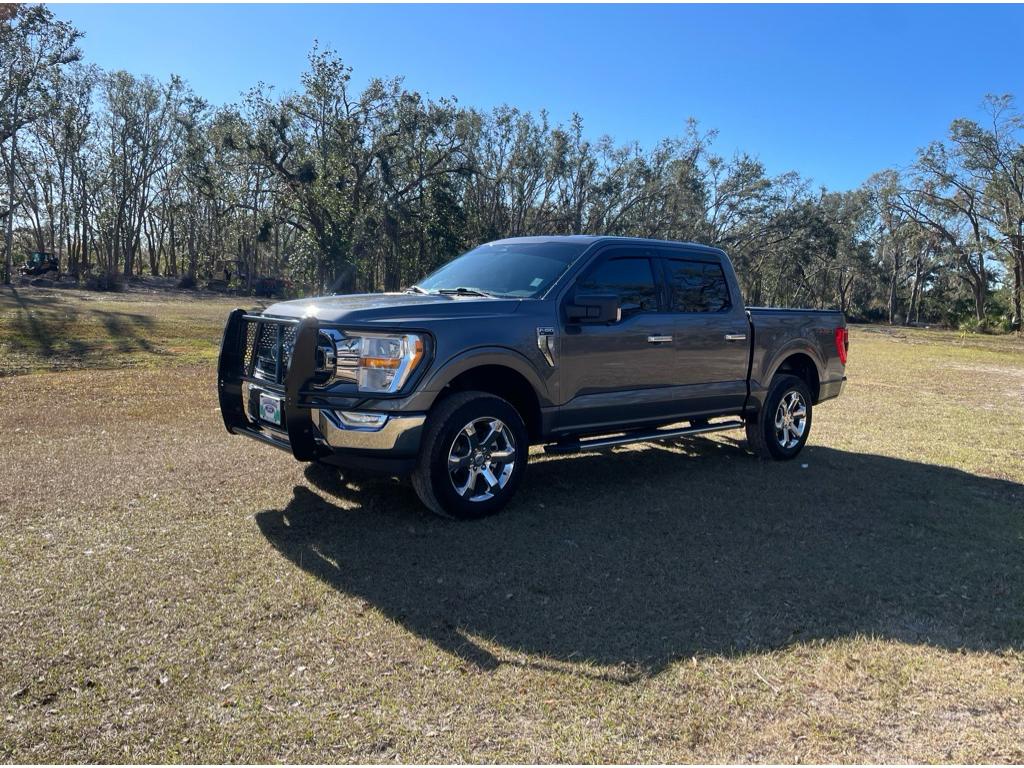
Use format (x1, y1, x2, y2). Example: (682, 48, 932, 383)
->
(745, 374, 813, 461)
(411, 390, 529, 520)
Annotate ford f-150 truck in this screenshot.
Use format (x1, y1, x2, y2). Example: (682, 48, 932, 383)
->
(218, 236, 848, 518)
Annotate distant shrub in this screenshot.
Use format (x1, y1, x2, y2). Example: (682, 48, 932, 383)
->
(958, 316, 983, 333)
(176, 274, 197, 290)
(958, 314, 1019, 335)
(994, 311, 1020, 334)
(85, 271, 126, 292)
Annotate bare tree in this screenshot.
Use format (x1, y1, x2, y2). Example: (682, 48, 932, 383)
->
(0, 4, 81, 282)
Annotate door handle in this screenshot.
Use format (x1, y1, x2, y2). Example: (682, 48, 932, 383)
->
(647, 335, 673, 344)
(724, 333, 747, 341)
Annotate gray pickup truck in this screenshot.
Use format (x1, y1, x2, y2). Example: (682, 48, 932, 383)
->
(218, 236, 847, 518)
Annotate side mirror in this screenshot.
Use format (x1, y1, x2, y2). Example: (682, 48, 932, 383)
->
(566, 293, 621, 324)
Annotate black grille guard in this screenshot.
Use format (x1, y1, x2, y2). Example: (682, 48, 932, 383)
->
(217, 309, 322, 461)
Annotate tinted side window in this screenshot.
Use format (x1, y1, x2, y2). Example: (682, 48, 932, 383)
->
(666, 259, 731, 312)
(576, 257, 658, 317)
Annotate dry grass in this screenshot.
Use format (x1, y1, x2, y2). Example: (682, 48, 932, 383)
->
(0, 285, 262, 377)
(2, 286, 1023, 762)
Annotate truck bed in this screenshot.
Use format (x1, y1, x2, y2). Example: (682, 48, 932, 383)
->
(746, 306, 847, 405)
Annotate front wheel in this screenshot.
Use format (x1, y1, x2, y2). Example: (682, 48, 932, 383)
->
(745, 374, 813, 460)
(411, 391, 528, 519)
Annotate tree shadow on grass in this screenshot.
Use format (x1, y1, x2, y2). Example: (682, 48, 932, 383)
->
(3, 287, 162, 369)
(92, 309, 156, 354)
(5, 287, 81, 358)
(255, 437, 1024, 679)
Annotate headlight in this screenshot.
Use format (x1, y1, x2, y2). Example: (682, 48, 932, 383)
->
(316, 330, 425, 394)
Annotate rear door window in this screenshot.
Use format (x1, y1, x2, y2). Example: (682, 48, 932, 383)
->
(665, 259, 731, 313)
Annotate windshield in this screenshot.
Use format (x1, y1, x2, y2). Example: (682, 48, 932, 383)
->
(415, 241, 589, 298)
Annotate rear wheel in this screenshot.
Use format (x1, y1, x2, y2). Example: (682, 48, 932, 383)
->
(745, 374, 813, 460)
(412, 391, 528, 519)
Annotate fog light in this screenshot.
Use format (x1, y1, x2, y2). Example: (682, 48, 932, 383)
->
(336, 410, 389, 430)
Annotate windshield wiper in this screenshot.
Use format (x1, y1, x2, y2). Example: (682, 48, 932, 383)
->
(436, 287, 495, 297)
(404, 285, 428, 295)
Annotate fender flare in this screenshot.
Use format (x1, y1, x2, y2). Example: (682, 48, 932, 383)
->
(419, 345, 552, 406)
(761, 339, 825, 388)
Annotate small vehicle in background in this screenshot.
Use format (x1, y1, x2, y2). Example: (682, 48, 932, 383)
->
(19, 251, 60, 279)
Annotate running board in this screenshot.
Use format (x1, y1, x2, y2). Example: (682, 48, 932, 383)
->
(544, 419, 745, 455)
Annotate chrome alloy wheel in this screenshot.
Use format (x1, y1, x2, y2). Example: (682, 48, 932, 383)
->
(447, 417, 517, 502)
(774, 390, 808, 450)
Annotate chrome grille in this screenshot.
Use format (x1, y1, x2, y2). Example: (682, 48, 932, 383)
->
(334, 335, 361, 383)
(253, 323, 280, 381)
(242, 317, 298, 385)
(313, 329, 360, 386)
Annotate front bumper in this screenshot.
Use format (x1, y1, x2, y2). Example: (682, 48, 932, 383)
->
(217, 309, 426, 473)
(312, 406, 425, 452)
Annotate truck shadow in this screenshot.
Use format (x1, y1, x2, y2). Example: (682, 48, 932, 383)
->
(255, 439, 1024, 679)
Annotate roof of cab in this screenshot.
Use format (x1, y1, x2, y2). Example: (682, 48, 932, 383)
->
(486, 234, 726, 257)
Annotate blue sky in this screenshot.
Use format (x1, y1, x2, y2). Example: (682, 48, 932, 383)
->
(54, 3, 1024, 191)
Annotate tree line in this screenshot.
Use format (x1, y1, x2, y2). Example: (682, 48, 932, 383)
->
(2, 5, 1022, 330)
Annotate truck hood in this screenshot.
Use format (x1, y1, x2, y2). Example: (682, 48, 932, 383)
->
(261, 292, 523, 325)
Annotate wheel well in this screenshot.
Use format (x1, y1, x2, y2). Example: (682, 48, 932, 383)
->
(775, 353, 820, 402)
(440, 365, 543, 442)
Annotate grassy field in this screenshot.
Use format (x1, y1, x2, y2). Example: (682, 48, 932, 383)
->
(0, 284, 256, 377)
(2, 285, 1023, 762)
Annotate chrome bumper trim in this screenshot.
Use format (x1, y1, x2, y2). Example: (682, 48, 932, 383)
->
(312, 408, 426, 452)
(241, 381, 425, 454)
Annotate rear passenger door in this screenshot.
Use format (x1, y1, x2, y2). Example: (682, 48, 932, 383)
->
(659, 254, 750, 413)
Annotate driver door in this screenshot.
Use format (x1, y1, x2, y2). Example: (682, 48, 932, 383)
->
(554, 248, 680, 434)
